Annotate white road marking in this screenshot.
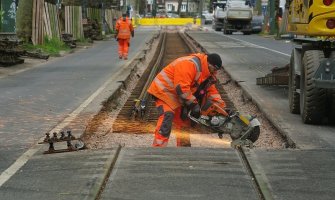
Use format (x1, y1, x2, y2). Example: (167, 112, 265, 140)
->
(223, 34, 291, 57)
(0, 56, 136, 187)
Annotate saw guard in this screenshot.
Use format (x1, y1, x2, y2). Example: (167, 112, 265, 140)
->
(188, 110, 261, 147)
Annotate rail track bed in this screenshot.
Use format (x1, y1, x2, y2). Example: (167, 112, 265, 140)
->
(83, 27, 285, 150)
(113, 28, 235, 137)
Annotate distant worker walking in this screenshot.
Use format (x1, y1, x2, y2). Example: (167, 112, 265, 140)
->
(147, 53, 226, 147)
(115, 13, 134, 60)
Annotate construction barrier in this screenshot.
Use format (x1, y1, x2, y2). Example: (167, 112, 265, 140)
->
(135, 18, 201, 26)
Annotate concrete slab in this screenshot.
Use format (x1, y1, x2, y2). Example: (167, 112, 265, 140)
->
(101, 148, 259, 200)
(246, 149, 335, 200)
(0, 149, 118, 200)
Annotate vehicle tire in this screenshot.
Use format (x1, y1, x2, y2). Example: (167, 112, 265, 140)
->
(289, 50, 300, 114)
(328, 89, 335, 124)
(223, 21, 229, 34)
(300, 50, 327, 124)
(328, 51, 335, 124)
(223, 27, 228, 34)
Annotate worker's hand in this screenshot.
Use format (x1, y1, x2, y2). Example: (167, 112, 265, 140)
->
(225, 108, 234, 116)
(190, 103, 201, 118)
(131, 31, 134, 38)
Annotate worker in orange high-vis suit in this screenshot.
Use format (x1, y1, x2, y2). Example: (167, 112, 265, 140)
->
(147, 53, 226, 147)
(115, 13, 134, 60)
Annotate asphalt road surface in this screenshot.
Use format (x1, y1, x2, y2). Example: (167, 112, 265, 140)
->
(0, 27, 159, 179)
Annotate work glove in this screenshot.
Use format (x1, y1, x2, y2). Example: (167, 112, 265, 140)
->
(225, 108, 235, 116)
(180, 106, 188, 121)
(131, 31, 134, 38)
(190, 103, 201, 119)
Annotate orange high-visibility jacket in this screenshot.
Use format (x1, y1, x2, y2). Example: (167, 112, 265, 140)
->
(116, 17, 134, 39)
(147, 53, 225, 109)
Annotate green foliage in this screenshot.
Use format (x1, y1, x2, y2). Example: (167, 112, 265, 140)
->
(0, 9, 4, 21)
(0, 9, 4, 31)
(23, 36, 70, 56)
(77, 37, 92, 45)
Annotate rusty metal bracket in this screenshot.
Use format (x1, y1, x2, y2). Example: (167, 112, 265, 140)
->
(39, 131, 85, 154)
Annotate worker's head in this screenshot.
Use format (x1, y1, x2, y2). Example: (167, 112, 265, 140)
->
(207, 53, 222, 74)
(122, 13, 127, 21)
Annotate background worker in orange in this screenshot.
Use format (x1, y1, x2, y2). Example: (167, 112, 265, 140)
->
(147, 53, 226, 147)
(115, 13, 134, 60)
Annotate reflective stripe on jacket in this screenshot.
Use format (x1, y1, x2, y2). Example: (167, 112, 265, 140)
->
(116, 17, 134, 39)
(147, 53, 225, 109)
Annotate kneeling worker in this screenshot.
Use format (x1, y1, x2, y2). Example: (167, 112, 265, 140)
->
(147, 53, 226, 147)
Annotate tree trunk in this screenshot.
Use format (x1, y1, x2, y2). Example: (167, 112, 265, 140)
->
(16, 0, 33, 42)
(177, 0, 182, 15)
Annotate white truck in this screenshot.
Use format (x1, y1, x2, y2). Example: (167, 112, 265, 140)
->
(212, 1, 227, 31)
(222, 0, 253, 34)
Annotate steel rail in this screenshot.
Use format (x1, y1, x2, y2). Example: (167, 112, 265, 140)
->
(129, 31, 167, 119)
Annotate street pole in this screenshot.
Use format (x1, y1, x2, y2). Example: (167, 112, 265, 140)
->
(82, 0, 87, 19)
(124, 0, 127, 13)
(153, 0, 156, 17)
(186, 0, 189, 16)
(136, 0, 139, 16)
(269, 0, 276, 34)
(199, 0, 203, 24)
(199, 0, 203, 15)
(101, 0, 106, 35)
(256, 0, 262, 15)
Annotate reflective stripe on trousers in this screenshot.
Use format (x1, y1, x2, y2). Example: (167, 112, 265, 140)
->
(118, 38, 130, 57)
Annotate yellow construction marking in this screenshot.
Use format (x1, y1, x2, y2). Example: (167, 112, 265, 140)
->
(135, 18, 201, 26)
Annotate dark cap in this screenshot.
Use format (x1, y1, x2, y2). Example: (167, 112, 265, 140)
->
(207, 53, 222, 70)
(122, 13, 127, 17)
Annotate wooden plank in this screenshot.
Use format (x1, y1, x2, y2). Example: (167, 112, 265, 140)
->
(39, 0, 44, 44)
(50, 3, 56, 38)
(54, 4, 60, 38)
(73, 6, 77, 38)
(46, 2, 52, 37)
(51, 3, 56, 38)
(32, 0, 37, 45)
(79, 6, 83, 38)
(43, 2, 51, 38)
(37, 0, 41, 44)
(70, 6, 73, 34)
(78, 6, 81, 38)
(77, 6, 79, 38)
(47, 3, 53, 38)
(36, 0, 40, 44)
(65, 6, 69, 33)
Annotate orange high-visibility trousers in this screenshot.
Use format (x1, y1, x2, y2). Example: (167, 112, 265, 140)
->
(152, 99, 191, 147)
(118, 38, 130, 59)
